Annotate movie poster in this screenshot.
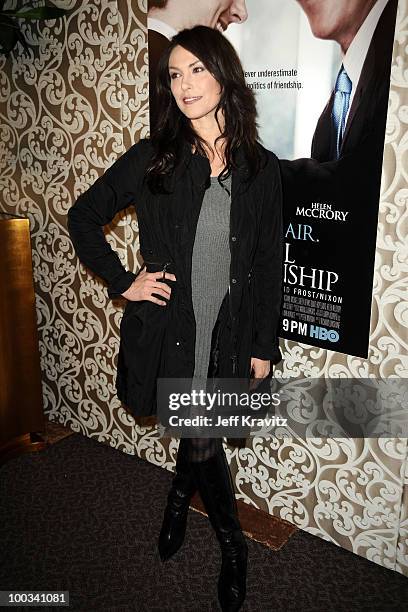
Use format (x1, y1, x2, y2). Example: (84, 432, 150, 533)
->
(146, 0, 399, 358)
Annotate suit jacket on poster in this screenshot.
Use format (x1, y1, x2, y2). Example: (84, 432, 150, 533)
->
(148, 29, 171, 131)
(67, 140, 283, 417)
(280, 0, 398, 197)
(312, 0, 398, 164)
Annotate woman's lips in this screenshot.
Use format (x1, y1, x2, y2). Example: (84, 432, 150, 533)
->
(182, 96, 203, 104)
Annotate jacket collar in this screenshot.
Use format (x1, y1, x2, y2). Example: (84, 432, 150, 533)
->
(179, 141, 249, 196)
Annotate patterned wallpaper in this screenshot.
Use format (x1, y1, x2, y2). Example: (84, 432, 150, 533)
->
(0, 0, 407, 575)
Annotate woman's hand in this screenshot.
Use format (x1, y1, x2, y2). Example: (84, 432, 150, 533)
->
(121, 269, 177, 305)
(250, 357, 270, 379)
(249, 357, 271, 391)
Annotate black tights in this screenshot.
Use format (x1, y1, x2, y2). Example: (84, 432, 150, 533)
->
(183, 436, 223, 463)
(183, 380, 223, 462)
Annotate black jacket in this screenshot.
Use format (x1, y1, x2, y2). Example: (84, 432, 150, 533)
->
(67, 139, 283, 417)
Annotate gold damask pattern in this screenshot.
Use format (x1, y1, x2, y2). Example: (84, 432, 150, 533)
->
(0, 0, 407, 575)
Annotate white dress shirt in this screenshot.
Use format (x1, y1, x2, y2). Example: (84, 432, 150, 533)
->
(343, 0, 390, 123)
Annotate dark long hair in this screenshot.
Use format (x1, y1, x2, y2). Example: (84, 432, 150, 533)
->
(145, 26, 265, 192)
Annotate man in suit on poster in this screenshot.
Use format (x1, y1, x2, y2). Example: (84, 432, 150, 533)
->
(279, 0, 398, 356)
(147, 0, 248, 128)
(281, 0, 398, 199)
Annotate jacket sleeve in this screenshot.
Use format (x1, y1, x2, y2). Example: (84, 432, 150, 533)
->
(251, 152, 284, 364)
(67, 141, 148, 299)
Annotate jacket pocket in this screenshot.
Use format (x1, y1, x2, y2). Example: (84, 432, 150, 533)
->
(122, 299, 147, 324)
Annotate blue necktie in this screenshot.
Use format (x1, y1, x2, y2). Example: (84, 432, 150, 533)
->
(331, 65, 352, 159)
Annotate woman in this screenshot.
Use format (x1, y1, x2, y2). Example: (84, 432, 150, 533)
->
(68, 25, 283, 612)
(148, 0, 248, 128)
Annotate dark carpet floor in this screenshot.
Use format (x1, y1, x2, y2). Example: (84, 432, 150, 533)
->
(1, 433, 408, 612)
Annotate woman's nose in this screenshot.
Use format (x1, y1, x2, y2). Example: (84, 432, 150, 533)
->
(180, 78, 192, 90)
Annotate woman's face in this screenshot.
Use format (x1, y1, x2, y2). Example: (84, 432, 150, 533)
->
(169, 45, 222, 124)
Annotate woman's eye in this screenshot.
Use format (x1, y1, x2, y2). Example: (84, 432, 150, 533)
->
(193, 66, 205, 73)
(169, 72, 179, 80)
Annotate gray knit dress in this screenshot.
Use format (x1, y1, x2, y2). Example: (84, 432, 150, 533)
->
(191, 175, 231, 391)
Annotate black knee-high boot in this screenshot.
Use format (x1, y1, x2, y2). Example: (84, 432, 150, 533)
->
(158, 438, 197, 561)
(190, 442, 248, 612)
